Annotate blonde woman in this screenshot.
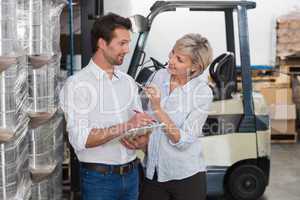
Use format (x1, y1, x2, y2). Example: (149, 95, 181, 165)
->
(140, 33, 213, 200)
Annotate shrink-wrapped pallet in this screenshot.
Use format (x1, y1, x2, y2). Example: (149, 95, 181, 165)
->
(276, 10, 300, 58)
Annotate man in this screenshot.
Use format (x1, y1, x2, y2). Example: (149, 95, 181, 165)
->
(59, 13, 153, 200)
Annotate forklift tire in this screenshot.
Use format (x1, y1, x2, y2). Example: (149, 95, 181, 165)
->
(225, 164, 267, 200)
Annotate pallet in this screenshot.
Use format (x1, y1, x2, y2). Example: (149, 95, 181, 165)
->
(237, 75, 278, 82)
(271, 132, 298, 144)
(251, 69, 275, 77)
(277, 55, 300, 74)
(239, 73, 291, 91)
(251, 76, 278, 82)
(237, 69, 276, 78)
(280, 65, 300, 74)
(277, 55, 300, 66)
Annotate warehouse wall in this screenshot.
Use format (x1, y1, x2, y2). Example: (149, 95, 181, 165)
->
(104, 0, 300, 72)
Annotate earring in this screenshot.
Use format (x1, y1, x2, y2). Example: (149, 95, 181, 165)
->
(189, 69, 196, 77)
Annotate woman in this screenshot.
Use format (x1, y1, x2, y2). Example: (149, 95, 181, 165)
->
(140, 33, 213, 200)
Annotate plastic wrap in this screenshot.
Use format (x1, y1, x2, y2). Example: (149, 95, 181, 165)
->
(276, 10, 300, 58)
(17, 1, 66, 193)
(17, 0, 66, 56)
(0, 156, 30, 200)
(17, 0, 66, 119)
(14, 178, 31, 200)
(0, 127, 29, 200)
(31, 177, 53, 200)
(0, 154, 29, 199)
(28, 62, 58, 116)
(0, 1, 32, 199)
(52, 165, 62, 200)
(0, 0, 20, 57)
(53, 116, 64, 164)
(31, 163, 62, 200)
(0, 0, 29, 142)
(29, 113, 64, 170)
(0, 125, 28, 165)
(24, 0, 64, 118)
(51, 0, 68, 57)
(0, 57, 29, 141)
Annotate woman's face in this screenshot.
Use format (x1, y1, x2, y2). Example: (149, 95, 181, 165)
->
(167, 48, 193, 77)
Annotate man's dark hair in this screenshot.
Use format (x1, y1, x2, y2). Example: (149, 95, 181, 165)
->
(91, 13, 132, 54)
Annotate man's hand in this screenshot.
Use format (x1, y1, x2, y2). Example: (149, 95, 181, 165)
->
(120, 133, 150, 150)
(127, 112, 154, 129)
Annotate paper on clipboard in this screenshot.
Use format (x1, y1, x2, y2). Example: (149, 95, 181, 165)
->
(117, 122, 165, 141)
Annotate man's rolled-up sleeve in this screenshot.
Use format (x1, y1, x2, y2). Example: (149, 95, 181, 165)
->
(59, 80, 93, 152)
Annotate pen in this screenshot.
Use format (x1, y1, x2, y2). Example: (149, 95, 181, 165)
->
(132, 109, 157, 123)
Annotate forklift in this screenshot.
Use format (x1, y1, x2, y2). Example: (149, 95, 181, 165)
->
(126, 1, 271, 200)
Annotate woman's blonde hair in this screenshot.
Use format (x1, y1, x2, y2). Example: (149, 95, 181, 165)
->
(174, 33, 213, 72)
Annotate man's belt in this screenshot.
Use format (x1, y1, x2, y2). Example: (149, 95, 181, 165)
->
(81, 158, 140, 175)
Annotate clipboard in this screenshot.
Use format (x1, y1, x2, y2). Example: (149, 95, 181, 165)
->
(116, 122, 165, 141)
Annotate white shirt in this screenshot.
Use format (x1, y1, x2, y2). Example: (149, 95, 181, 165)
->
(145, 69, 213, 182)
(59, 59, 142, 164)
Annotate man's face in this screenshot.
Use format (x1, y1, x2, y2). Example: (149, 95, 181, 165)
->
(102, 28, 131, 66)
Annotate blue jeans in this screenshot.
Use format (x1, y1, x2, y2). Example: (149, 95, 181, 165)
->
(80, 164, 139, 200)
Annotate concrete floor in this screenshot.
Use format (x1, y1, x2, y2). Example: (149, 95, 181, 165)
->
(209, 141, 300, 200)
(261, 142, 300, 200)
(64, 142, 300, 200)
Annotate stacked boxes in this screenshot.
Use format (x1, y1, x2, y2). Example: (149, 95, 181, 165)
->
(29, 115, 64, 172)
(0, 0, 66, 199)
(16, 0, 66, 199)
(0, 57, 29, 141)
(0, 0, 29, 141)
(276, 10, 300, 59)
(0, 127, 30, 200)
(269, 104, 296, 134)
(255, 74, 298, 143)
(0, 0, 31, 199)
(31, 165, 63, 200)
(17, 0, 66, 118)
(275, 11, 300, 141)
(29, 114, 64, 200)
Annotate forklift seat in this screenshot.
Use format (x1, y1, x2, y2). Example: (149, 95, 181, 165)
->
(209, 52, 236, 100)
(135, 57, 166, 85)
(135, 67, 154, 85)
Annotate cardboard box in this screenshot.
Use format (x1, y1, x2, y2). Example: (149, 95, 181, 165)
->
(252, 74, 290, 92)
(277, 11, 300, 29)
(269, 104, 296, 119)
(271, 119, 296, 134)
(277, 31, 300, 43)
(276, 10, 300, 58)
(260, 88, 293, 105)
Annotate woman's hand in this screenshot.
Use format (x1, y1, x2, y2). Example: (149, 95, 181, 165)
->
(144, 85, 161, 112)
(145, 85, 180, 144)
